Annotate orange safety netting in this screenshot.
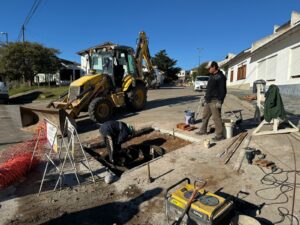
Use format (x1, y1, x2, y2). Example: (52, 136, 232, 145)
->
(0, 123, 47, 190)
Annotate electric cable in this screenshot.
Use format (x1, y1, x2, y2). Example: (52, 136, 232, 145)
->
(254, 134, 299, 224)
(255, 167, 300, 224)
(17, 0, 43, 41)
(287, 134, 298, 225)
(24, 0, 42, 27)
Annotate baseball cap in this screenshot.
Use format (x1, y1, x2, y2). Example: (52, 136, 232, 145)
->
(205, 61, 219, 69)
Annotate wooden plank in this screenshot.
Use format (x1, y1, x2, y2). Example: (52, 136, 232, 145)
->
(224, 132, 248, 164)
(217, 133, 242, 158)
(234, 135, 252, 172)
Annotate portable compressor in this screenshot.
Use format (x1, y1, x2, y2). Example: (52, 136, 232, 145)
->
(165, 178, 234, 225)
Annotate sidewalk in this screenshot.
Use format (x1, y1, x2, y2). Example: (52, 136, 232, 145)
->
(228, 87, 300, 117)
(0, 87, 299, 225)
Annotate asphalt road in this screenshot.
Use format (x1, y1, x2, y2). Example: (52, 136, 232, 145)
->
(0, 104, 31, 150)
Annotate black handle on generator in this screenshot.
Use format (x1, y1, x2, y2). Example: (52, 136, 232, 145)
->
(165, 178, 190, 199)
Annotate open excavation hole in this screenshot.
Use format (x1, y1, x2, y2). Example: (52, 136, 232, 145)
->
(85, 130, 191, 176)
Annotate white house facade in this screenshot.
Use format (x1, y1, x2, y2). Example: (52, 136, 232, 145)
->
(34, 58, 82, 86)
(223, 11, 300, 96)
(177, 70, 186, 80)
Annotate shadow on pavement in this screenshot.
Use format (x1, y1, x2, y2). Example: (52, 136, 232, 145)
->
(42, 187, 163, 225)
(157, 86, 186, 89)
(215, 189, 274, 225)
(146, 95, 199, 110)
(0, 161, 105, 202)
(76, 95, 200, 134)
(9, 91, 42, 104)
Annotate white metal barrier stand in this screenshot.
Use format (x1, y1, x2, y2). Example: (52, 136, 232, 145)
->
(38, 119, 60, 196)
(53, 117, 95, 191)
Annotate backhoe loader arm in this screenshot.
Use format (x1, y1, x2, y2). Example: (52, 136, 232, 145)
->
(135, 31, 155, 85)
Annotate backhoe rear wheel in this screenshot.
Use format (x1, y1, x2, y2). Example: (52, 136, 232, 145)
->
(88, 97, 113, 123)
(126, 83, 147, 111)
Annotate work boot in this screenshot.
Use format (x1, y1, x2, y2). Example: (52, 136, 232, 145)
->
(195, 130, 207, 135)
(211, 135, 224, 142)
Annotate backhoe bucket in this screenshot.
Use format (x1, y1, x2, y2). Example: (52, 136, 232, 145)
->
(20, 106, 61, 132)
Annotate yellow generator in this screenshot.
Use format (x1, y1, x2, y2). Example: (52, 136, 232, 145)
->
(165, 178, 234, 225)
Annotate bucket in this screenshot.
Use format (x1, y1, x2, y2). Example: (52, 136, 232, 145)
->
(184, 110, 195, 125)
(223, 122, 234, 139)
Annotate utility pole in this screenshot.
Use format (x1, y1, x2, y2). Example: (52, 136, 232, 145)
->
(196, 48, 203, 67)
(22, 25, 25, 42)
(0, 32, 8, 44)
(196, 48, 203, 74)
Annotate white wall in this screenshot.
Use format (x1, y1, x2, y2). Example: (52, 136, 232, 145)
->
(34, 72, 59, 83)
(251, 27, 300, 86)
(227, 26, 300, 88)
(177, 70, 186, 78)
(80, 54, 89, 74)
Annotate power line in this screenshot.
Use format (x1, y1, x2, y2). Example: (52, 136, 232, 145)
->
(17, 0, 43, 42)
(25, 0, 43, 26)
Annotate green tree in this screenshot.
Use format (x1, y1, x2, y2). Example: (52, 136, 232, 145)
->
(191, 62, 209, 81)
(0, 42, 60, 85)
(152, 50, 181, 82)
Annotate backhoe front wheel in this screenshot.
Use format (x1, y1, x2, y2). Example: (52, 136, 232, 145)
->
(88, 97, 113, 123)
(126, 83, 147, 111)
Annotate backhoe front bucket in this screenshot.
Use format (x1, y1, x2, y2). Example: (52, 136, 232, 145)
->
(20, 106, 61, 132)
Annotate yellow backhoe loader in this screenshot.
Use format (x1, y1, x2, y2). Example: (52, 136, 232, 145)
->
(20, 31, 155, 131)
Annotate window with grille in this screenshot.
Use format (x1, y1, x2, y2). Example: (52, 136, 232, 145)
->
(258, 60, 266, 79)
(230, 70, 234, 82)
(266, 55, 277, 81)
(237, 65, 246, 80)
(290, 46, 300, 78)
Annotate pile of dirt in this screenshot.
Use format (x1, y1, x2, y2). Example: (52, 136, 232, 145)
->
(123, 131, 190, 152)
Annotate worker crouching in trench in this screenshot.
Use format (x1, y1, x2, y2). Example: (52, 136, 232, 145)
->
(99, 120, 135, 164)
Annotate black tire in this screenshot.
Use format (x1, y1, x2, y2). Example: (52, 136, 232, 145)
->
(88, 97, 113, 123)
(126, 83, 147, 111)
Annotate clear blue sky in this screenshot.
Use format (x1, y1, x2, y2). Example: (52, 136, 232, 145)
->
(1, 0, 300, 70)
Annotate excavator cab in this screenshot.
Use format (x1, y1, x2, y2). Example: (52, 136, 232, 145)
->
(90, 47, 138, 90)
(90, 52, 113, 76)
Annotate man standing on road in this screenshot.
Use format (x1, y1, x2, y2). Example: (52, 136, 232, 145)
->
(99, 120, 135, 164)
(196, 61, 227, 141)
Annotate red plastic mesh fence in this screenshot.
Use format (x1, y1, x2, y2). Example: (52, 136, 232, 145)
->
(0, 123, 48, 189)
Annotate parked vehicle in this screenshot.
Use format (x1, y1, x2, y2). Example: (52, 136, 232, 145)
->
(194, 75, 209, 91)
(0, 81, 9, 103)
(149, 68, 163, 89)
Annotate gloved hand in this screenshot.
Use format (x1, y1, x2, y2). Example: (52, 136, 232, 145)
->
(216, 101, 222, 109)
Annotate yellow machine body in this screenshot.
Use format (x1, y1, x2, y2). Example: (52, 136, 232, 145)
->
(20, 32, 152, 131)
(166, 181, 234, 225)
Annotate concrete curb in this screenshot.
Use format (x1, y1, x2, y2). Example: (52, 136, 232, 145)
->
(153, 127, 201, 143)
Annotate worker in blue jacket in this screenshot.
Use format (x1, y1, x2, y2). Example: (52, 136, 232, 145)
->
(99, 120, 134, 164)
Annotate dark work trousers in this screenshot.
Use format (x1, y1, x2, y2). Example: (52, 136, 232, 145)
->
(104, 136, 121, 163)
(200, 100, 223, 137)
